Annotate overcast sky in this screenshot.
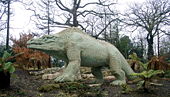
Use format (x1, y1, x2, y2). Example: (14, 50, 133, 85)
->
(0, 0, 145, 43)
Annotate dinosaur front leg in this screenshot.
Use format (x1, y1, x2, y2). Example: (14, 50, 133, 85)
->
(109, 57, 126, 85)
(54, 47, 81, 82)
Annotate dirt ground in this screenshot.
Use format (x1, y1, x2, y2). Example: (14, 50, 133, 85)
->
(0, 69, 170, 97)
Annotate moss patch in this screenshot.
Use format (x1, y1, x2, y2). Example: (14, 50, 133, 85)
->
(38, 84, 60, 92)
(38, 82, 90, 92)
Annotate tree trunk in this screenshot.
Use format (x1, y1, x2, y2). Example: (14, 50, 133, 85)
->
(72, 0, 78, 27)
(147, 36, 154, 60)
(73, 14, 78, 27)
(47, 0, 50, 35)
(72, 9, 78, 27)
(6, 0, 11, 50)
(48, 56, 51, 68)
(157, 31, 160, 57)
(140, 39, 144, 59)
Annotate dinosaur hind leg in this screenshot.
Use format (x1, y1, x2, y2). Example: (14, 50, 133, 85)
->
(91, 67, 104, 83)
(109, 57, 126, 85)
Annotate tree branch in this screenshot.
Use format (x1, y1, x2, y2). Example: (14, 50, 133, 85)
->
(54, 0, 71, 12)
(79, 0, 116, 8)
(94, 18, 118, 38)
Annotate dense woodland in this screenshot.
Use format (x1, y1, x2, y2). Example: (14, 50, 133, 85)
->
(0, 0, 170, 96)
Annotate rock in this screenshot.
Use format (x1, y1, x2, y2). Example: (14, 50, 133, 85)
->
(80, 67, 91, 73)
(88, 84, 101, 87)
(104, 76, 115, 80)
(82, 74, 94, 79)
(42, 72, 61, 80)
(29, 67, 62, 76)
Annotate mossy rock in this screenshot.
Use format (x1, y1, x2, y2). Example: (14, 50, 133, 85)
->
(38, 84, 60, 92)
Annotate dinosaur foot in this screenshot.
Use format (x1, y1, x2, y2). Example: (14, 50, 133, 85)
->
(54, 73, 81, 82)
(110, 80, 126, 86)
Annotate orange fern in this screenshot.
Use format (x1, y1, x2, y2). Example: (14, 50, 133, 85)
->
(11, 33, 51, 70)
(148, 56, 169, 71)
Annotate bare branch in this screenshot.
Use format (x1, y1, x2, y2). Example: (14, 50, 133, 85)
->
(94, 18, 118, 38)
(79, 0, 116, 8)
(77, 10, 114, 17)
(54, 0, 71, 12)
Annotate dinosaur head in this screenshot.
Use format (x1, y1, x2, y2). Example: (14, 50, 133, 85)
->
(27, 34, 64, 53)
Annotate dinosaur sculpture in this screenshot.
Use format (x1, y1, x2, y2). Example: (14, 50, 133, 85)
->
(27, 27, 135, 85)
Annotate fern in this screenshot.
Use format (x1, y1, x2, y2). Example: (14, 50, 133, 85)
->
(148, 56, 169, 70)
(0, 51, 15, 73)
(128, 54, 165, 92)
(131, 70, 164, 79)
(11, 33, 51, 70)
(131, 63, 164, 92)
(128, 53, 143, 72)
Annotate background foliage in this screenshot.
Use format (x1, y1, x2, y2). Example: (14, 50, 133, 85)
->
(10, 33, 51, 69)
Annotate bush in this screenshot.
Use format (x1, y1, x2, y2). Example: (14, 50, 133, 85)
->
(10, 33, 51, 70)
(126, 54, 166, 93)
(0, 51, 15, 73)
(0, 45, 6, 57)
(131, 69, 164, 92)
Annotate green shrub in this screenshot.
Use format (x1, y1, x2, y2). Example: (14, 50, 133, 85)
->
(121, 84, 133, 94)
(0, 45, 6, 57)
(0, 51, 15, 73)
(131, 61, 164, 92)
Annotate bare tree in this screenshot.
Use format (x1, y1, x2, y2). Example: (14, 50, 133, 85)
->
(54, 0, 114, 27)
(0, 0, 18, 49)
(124, 0, 170, 59)
(6, 0, 11, 50)
(25, 0, 57, 35)
(79, 1, 119, 39)
(22, 0, 55, 34)
(26, 0, 117, 38)
(53, 0, 117, 36)
(160, 36, 170, 55)
(0, 1, 7, 31)
(0, 0, 12, 50)
(35, 0, 52, 35)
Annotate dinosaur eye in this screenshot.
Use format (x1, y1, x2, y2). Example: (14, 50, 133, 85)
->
(41, 35, 57, 41)
(46, 35, 55, 39)
(42, 36, 47, 41)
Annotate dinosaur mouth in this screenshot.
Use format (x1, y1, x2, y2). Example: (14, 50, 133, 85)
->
(27, 43, 43, 49)
(27, 42, 43, 46)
